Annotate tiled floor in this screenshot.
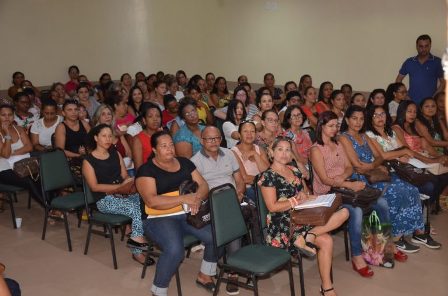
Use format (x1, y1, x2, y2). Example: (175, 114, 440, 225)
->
(1, 193, 447, 295)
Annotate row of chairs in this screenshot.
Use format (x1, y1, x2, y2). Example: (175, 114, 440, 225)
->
(1, 149, 331, 295)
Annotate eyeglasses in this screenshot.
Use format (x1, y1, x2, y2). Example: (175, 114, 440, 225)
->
(202, 136, 222, 143)
(373, 112, 386, 118)
(184, 109, 198, 117)
(290, 114, 303, 119)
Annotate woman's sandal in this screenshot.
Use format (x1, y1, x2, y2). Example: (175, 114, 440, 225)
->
(294, 231, 319, 259)
(320, 286, 335, 295)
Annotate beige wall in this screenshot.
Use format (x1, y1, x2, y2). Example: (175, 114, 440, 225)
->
(0, 0, 445, 95)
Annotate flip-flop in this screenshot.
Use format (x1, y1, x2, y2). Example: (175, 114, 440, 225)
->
(195, 279, 216, 292)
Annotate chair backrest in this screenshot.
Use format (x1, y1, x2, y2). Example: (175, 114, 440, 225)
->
(40, 149, 75, 192)
(254, 175, 268, 232)
(209, 184, 247, 248)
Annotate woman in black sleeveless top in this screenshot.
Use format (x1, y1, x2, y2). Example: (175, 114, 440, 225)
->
(82, 124, 149, 265)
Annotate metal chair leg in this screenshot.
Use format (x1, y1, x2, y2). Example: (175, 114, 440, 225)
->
(141, 251, 152, 279)
(107, 225, 118, 269)
(344, 223, 350, 261)
(213, 268, 225, 296)
(8, 193, 17, 229)
(120, 226, 125, 241)
(288, 262, 295, 296)
(77, 210, 82, 228)
(175, 268, 182, 296)
(296, 255, 306, 296)
(84, 223, 93, 255)
(13, 192, 18, 203)
(63, 212, 73, 252)
(252, 274, 259, 296)
(42, 209, 49, 240)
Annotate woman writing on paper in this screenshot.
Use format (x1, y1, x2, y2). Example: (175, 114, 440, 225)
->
(259, 136, 348, 296)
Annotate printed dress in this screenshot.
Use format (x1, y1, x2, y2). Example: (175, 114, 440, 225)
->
(346, 133, 424, 236)
(259, 167, 312, 255)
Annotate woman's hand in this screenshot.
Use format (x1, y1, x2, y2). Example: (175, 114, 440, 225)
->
(403, 148, 415, 158)
(78, 145, 86, 155)
(377, 165, 389, 175)
(398, 156, 410, 163)
(183, 193, 202, 215)
(347, 181, 366, 192)
(1, 122, 9, 134)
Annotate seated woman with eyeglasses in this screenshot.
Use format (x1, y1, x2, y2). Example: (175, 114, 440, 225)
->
(136, 130, 217, 296)
(82, 124, 149, 265)
(173, 97, 205, 158)
(338, 106, 413, 275)
(260, 136, 348, 296)
(364, 105, 441, 251)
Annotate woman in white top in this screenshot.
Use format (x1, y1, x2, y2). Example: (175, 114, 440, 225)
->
(0, 104, 43, 206)
(231, 121, 269, 201)
(30, 99, 63, 151)
(222, 99, 246, 148)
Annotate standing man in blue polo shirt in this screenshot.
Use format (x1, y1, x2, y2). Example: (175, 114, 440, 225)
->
(396, 34, 445, 105)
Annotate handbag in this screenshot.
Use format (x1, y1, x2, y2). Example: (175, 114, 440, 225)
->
(109, 179, 137, 196)
(332, 185, 382, 213)
(13, 157, 40, 181)
(290, 194, 342, 226)
(383, 160, 433, 186)
(363, 167, 391, 184)
(180, 180, 211, 229)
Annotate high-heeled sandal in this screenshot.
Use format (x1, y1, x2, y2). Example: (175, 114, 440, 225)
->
(294, 231, 319, 258)
(320, 286, 335, 295)
(352, 261, 374, 277)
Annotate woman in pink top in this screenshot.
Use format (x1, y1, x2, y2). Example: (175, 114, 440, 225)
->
(281, 105, 313, 166)
(232, 121, 269, 201)
(111, 93, 136, 133)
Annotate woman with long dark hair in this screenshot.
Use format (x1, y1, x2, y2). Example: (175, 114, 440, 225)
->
(316, 82, 333, 114)
(222, 99, 246, 148)
(82, 124, 149, 265)
(365, 105, 441, 251)
(416, 97, 448, 154)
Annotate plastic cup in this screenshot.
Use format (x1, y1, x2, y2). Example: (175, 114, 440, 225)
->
(182, 204, 190, 213)
(15, 217, 22, 228)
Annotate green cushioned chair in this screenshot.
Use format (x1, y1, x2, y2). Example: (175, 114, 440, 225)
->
(0, 184, 27, 228)
(210, 184, 295, 296)
(40, 149, 85, 252)
(141, 234, 201, 296)
(254, 176, 306, 296)
(82, 178, 132, 269)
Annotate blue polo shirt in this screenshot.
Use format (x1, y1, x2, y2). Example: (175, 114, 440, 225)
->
(399, 54, 443, 105)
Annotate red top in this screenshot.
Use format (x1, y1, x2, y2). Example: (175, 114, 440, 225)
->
(65, 80, 79, 94)
(162, 110, 175, 127)
(112, 137, 127, 158)
(136, 131, 152, 164)
(315, 101, 330, 114)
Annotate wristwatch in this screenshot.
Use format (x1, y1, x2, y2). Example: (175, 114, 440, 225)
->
(3, 135, 12, 141)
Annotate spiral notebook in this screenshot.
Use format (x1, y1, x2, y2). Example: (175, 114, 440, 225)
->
(294, 193, 336, 210)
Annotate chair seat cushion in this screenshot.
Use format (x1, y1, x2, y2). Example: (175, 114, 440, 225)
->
(0, 184, 26, 192)
(51, 192, 85, 210)
(91, 212, 132, 225)
(227, 244, 291, 274)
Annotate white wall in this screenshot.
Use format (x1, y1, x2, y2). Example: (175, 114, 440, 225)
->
(0, 0, 445, 94)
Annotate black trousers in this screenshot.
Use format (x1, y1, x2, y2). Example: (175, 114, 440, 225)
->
(0, 169, 44, 207)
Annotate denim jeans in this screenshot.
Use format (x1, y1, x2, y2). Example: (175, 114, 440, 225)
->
(143, 214, 218, 295)
(342, 197, 390, 257)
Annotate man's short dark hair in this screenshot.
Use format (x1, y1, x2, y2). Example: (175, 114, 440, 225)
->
(416, 34, 431, 44)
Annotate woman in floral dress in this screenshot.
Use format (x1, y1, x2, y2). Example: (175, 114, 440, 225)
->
(259, 136, 348, 296)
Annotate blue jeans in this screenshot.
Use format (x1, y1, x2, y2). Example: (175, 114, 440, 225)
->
(343, 197, 390, 257)
(143, 214, 218, 294)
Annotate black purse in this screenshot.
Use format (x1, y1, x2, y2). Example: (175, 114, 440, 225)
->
(383, 160, 433, 186)
(332, 184, 382, 213)
(180, 180, 211, 229)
